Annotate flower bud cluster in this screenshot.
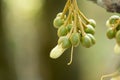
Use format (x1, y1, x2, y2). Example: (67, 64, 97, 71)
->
(106, 15, 120, 53)
(50, 0, 96, 65)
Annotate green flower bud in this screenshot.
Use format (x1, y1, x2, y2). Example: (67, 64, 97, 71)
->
(57, 26, 68, 37)
(66, 24, 73, 32)
(53, 17, 64, 28)
(116, 30, 120, 45)
(81, 34, 92, 48)
(57, 12, 66, 19)
(87, 34, 96, 45)
(109, 15, 120, 24)
(88, 19, 96, 28)
(106, 28, 116, 39)
(58, 36, 71, 49)
(70, 32, 80, 47)
(57, 12, 63, 17)
(85, 24, 95, 35)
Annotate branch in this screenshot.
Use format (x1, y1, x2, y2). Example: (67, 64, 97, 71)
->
(89, 0, 120, 13)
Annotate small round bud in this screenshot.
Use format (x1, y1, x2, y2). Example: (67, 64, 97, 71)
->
(106, 28, 116, 39)
(85, 24, 95, 35)
(88, 19, 96, 28)
(87, 34, 96, 45)
(57, 12, 63, 17)
(116, 30, 120, 45)
(57, 12, 66, 19)
(109, 15, 120, 24)
(58, 36, 71, 49)
(66, 24, 73, 32)
(57, 26, 68, 37)
(53, 17, 64, 28)
(70, 32, 80, 47)
(62, 38, 71, 49)
(81, 34, 92, 48)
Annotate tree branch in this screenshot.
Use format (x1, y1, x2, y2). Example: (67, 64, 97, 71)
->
(89, 0, 120, 13)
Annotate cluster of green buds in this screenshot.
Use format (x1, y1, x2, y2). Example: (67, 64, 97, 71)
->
(50, 0, 96, 65)
(106, 15, 120, 53)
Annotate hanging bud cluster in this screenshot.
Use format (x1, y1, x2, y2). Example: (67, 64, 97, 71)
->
(50, 0, 96, 65)
(106, 15, 120, 53)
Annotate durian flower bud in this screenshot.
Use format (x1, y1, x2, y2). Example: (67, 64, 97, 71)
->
(50, 44, 66, 59)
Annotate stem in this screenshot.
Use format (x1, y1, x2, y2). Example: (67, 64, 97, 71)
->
(78, 10, 89, 23)
(74, 0, 89, 23)
(101, 71, 119, 80)
(61, 0, 71, 18)
(63, 5, 72, 26)
(71, 0, 78, 33)
(67, 4, 74, 38)
(73, 10, 77, 32)
(82, 20, 87, 28)
(67, 24, 74, 38)
(78, 16, 86, 36)
(67, 46, 74, 65)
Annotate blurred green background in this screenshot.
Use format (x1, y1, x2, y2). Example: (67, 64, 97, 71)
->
(0, 0, 120, 80)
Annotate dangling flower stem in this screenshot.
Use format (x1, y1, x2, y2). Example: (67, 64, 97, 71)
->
(67, 46, 74, 65)
(101, 71, 119, 80)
